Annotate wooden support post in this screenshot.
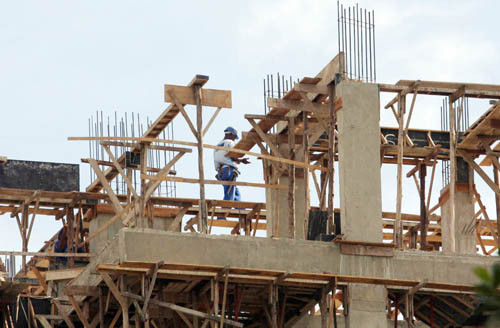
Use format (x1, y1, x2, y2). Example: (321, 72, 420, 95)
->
(22, 205, 28, 273)
(395, 93, 406, 248)
(327, 83, 336, 234)
(419, 163, 427, 250)
(120, 276, 130, 328)
(303, 112, 310, 237)
(270, 284, 278, 328)
(213, 279, 219, 324)
(67, 207, 75, 268)
(140, 144, 149, 228)
(220, 270, 229, 327)
(319, 287, 328, 328)
(194, 83, 208, 234)
(495, 166, 500, 251)
(288, 117, 296, 239)
(98, 287, 104, 328)
(68, 295, 92, 328)
(448, 96, 457, 253)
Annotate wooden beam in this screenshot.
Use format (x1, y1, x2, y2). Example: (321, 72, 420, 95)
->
(408, 279, 427, 296)
(68, 295, 92, 328)
(288, 117, 296, 239)
(168, 206, 189, 232)
(395, 93, 405, 248)
(194, 83, 208, 234)
(100, 273, 127, 309)
(123, 292, 243, 328)
(267, 97, 343, 115)
(64, 286, 100, 297)
(168, 89, 199, 139)
(142, 175, 289, 190)
(144, 152, 185, 201)
(99, 141, 191, 153)
(203, 107, 222, 137)
(88, 158, 124, 214)
(293, 83, 329, 95)
(102, 145, 139, 198)
(0, 251, 94, 257)
(164, 84, 231, 108)
(70, 136, 328, 172)
(246, 118, 285, 160)
(448, 97, 457, 252)
(459, 151, 500, 198)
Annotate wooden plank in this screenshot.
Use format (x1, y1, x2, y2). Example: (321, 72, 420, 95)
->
(0, 251, 94, 257)
(88, 158, 123, 214)
(459, 150, 500, 198)
(194, 83, 208, 234)
(266, 97, 342, 115)
(68, 295, 92, 328)
(142, 175, 288, 190)
(35, 315, 52, 328)
(395, 93, 405, 248)
(380, 82, 500, 99)
(202, 106, 222, 137)
(164, 85, 232, 108)
(100, 273, 127, 309)
(64, 286, 100, 297)
(100, 141, 191, 153)
(31, 266, 48, 294)
(45, 267, 85, 281)
(69, 136, 328, 172)
(102, 145, 138, 198)
(168, 206, 189, 232)
(293, 83, 329, 95)
(123, 292, 243, 327)
(288, 117, 296, 238)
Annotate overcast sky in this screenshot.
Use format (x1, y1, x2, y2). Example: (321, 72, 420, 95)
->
(1, 1, 500, 256)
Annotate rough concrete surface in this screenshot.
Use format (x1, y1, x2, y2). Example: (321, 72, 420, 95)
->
(337, 81, 383, 243)
(118, 229, 493, 287)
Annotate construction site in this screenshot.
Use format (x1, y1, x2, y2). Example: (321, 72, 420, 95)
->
(2, 2, 500, 328)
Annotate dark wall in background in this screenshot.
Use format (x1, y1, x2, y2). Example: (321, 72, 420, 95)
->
(0, 160, 79, 192)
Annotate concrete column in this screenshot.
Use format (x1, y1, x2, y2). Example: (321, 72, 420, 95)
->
(336, 81, 386, 327)
(345, 284, 388, 328)
(440, 186, 476, 254)
(337, 81, 382, 243)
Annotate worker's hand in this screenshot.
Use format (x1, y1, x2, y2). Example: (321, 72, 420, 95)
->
(240, 158, 250, 164)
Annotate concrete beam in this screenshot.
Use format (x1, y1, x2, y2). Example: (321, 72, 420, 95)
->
(117, 229, 492, 288)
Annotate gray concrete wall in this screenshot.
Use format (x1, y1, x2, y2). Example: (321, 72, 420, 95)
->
(118, 229, 491, 287)
(89, 214, 176, 253)
(441, 188, 476, 254)
(294, 315, 427, 328)
(337, 81, 382, 243)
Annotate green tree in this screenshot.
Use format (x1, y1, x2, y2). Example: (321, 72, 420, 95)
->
(474, 262, 500, 327)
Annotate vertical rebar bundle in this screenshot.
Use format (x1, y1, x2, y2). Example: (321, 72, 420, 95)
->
(337, 1, 376, 82)
(441, 97, 470, 186)
(88, 111, 177, 198)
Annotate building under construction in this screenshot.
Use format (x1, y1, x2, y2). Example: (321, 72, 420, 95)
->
(2, 4, 500, 328)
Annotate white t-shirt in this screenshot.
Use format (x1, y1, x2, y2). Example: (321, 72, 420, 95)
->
(214, 139, 237, 170)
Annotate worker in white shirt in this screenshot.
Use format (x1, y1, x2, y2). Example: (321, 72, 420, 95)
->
(213, 127, 250, 205)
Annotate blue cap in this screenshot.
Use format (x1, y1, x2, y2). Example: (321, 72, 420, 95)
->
(224, 126, 239, 139)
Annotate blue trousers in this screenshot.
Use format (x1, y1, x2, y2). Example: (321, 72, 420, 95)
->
(218, 166, 241, 201)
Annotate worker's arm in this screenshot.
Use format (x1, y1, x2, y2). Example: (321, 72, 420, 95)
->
(231, 157, 250, 164)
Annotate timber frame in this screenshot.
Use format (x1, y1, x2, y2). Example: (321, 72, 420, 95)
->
(1, 52, 500, 327)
